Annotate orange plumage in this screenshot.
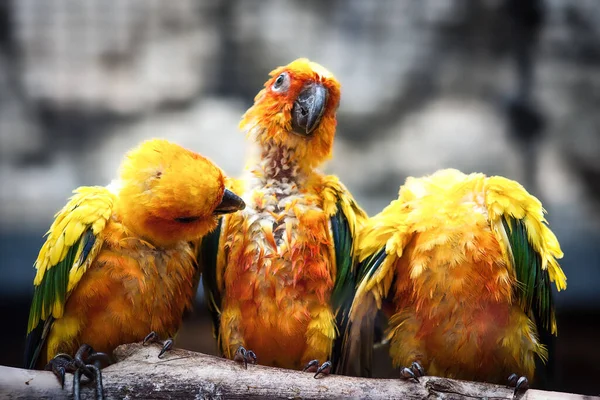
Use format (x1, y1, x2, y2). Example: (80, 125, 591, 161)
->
(25, 138, 244, 368)
(347, 169, 566, 384)
(202, 59, 365, 371)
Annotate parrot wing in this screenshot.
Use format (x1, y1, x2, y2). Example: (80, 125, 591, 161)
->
(486, 176, 566, 338)
(198, 217, 224, 341)
(321, 176, 367, 373)
(24, 185, 116, 369)
(340, 186, 414, 377)
(198, 177, 243, 346)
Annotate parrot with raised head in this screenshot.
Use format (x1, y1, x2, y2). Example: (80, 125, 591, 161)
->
(200, 58, 366, 376)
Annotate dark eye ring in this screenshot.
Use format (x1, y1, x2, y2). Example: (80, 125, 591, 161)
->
(273, 73, 285, 89)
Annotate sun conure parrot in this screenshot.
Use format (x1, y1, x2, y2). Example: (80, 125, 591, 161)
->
(200, 58, 366, 376)
(344, 168, 566, 391)
(24, 138, 245, 394)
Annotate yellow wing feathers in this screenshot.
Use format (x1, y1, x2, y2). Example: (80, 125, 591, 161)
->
(29, 186, 115, 328)
(321, 175, 367, 239)
(485, 176, 566, 291)
(352, 168, 566, 327)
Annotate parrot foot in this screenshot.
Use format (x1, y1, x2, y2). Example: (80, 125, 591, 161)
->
(72, 344, 108, 400)
(400, 361, 425, 383)
(143, 331, 174, 359)
(233, 346, 257, 369)
(45, 344, 108, 400)
(507, 373, 529, 395)
(303, 359, 332, 379)
(73, 363, 104, 400)
(45, 353, 76, 388)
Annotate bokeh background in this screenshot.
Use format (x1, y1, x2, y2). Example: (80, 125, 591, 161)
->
(1, 0, 599, 396)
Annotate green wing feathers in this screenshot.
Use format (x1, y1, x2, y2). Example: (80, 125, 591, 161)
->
(199, 218, 224, 341)
(502, 216, 563, 336)
(27, 234, 85, 333)
(322, 177, 367, 373)
(330, 207, 354, 312)
(24, 186, 114, 368)
(339, 248, 387, 377)
(486, 176, 566, 336)
(330, 205, 355, 370)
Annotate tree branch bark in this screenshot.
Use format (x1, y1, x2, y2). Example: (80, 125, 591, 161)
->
(1, 343, 594, 399)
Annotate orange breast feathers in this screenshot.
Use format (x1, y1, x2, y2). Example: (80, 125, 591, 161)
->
(208, 58, 365, 372)
(351, 168, 565, 383)
(43, 222, 198, 364)
(25, 138, 245, 370)
(218, 182, 337, 369)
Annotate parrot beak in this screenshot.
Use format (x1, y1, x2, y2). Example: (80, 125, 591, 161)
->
(291, 83, 328, 137)
(214, 188, 245, 215)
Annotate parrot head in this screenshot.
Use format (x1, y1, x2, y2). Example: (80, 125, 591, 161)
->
(240, 58, 341, 170)
(116, 138, 245, 247)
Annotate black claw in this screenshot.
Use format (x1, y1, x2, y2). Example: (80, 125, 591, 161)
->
(303, 359, 320, 373)
(74, 344, 94, 363)
(73, 345, 96, 380)
(314, 361, 332, 379)
(90, 364, 105, 400)
(143, 331, 159, 346)
(233, 346, 257, 369)
(514, 376, 529, 394)
(410, 361, 425, 378)
(245, 350, 257, 365)
(400, 366, 419, 383)
(45, 344, 108, 399)
(45, 353, 75, 388)
(143, 332, 176, 359)
(234, 346, 249, 369)
(158, 338, 174, 359)
(507, 373, 529, 396)
(73, 367, 83, 400)
(73, 363, 104, 400)
(54, 366, 66, 389)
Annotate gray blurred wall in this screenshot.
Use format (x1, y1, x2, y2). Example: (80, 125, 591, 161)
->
(0, 0, 599, 393)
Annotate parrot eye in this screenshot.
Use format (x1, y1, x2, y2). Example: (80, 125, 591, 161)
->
(272, 73, 289, 92)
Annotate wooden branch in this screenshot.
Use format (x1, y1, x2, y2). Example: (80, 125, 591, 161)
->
(1, 343, 595, 399)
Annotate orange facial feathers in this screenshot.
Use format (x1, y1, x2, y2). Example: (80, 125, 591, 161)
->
(203, 59, 366, 372)
(240, 58, 341, 172)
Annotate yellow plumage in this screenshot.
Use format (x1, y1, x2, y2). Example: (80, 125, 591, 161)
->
(25, 138, 245, 370)
(348, 168, 566, 383)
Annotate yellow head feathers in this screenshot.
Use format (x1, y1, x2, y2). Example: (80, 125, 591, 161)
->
(240, 58, 341, 171)
(117, 138, 244, 247)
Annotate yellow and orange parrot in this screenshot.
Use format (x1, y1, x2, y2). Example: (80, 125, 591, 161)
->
(345, 168, 566, 391)
(24, 138, 245, 392)
(200, 58, 366, 376)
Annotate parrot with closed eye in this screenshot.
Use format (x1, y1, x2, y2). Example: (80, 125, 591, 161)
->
(25, 138, 245, 396)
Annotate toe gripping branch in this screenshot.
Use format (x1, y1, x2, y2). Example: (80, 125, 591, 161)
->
(508, 373, 529, 395)
(303, 359, 332, 379)
(233, 346, 257, 369)
(400, 361, 426, 383)
(143, 331, 174, 359)
(47, 343, 110, 400)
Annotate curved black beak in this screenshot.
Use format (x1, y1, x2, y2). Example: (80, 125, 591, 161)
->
(214, 188, 245, 215)
(291, 83, 328, 137)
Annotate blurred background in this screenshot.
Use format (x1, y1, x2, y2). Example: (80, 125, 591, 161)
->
(1, 0, 599, 396)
